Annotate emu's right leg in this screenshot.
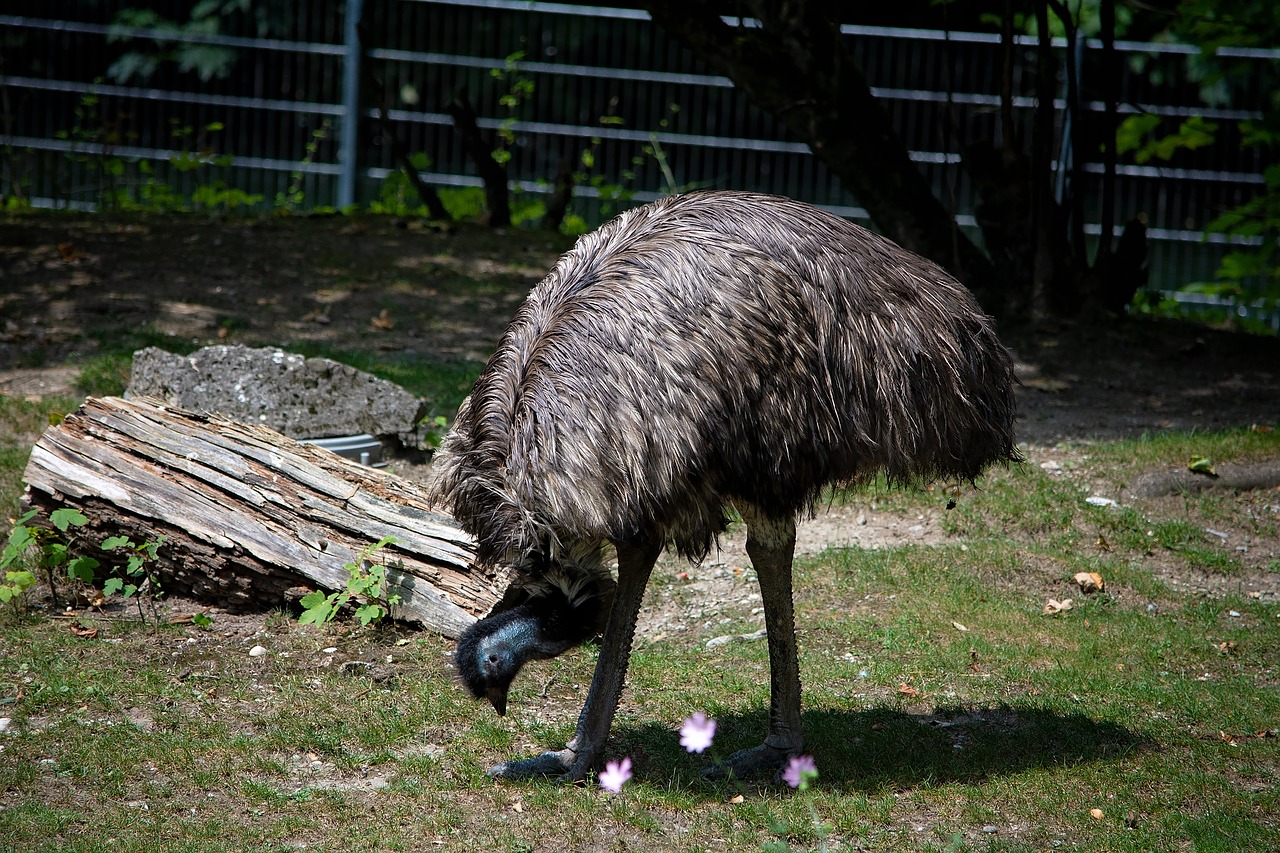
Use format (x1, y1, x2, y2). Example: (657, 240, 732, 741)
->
(705, 507, 803, 781)
(488, 538, 661, 782)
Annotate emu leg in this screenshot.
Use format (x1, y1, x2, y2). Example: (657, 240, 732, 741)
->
(707, 509, 803, 780)
(488, 538, 661, 782)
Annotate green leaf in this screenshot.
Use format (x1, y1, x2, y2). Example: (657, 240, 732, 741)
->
(5, 570, 35, 589)
(103, 577, 124, 595)
(298, 602, 331, 625)
(68, 557, 100, 583)
(1188, 455, 1217, 475)
(298, 590, 328, 609)
(50, 508, 88, 532)
(101, 536, 132, 550)
(191, 613, 213, 628)
(354, 604, 384, 626)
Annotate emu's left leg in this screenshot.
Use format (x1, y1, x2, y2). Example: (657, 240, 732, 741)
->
(707, 507, 803, 780)
(488, 537, 661, 782)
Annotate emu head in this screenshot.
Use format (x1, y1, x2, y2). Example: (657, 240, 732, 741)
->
(456, 549, 614, 716)
(456, 607, 542, 716)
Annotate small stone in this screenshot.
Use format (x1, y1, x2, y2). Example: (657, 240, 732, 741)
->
(0, 717, 11, 733)
(982, 825, 998, 834)
(248, 645, 268, 657)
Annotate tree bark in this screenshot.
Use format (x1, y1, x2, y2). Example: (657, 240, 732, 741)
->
(21, 396, 499, 638)
(642, 0, 998, 305)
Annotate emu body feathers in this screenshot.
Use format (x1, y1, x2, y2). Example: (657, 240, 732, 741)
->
(433, 191, 1017, 781)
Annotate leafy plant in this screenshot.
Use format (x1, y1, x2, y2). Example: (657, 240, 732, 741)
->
(299, 536, 401, 627)
(489, 51, 535, 169)
(99, 533, 166, 622)
(2, 508, 98, 609)
(0, 513, 38, 612)
(276, 119, 333, 212)
(0, 507, 169, 621)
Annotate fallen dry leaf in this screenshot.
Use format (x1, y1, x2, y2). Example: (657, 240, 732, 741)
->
(952, 621, 969, 632)
(57, 241, 81, 262)
(1215, 641, 1237, 656)
(897, 682, 921, 698)
(1090, 808, 1105, 820)
(371, 308, 395, 330)
(1043, 598, 1074, 615)
(728, 794, 745, 804)
(69, 622, 98, 639)
(1250, 424, 1274, 434)
(1074, 571, 1105, 593)
(1095, 535, 1111, 551)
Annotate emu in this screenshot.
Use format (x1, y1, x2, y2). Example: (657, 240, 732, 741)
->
(432, 191, 1018, 782)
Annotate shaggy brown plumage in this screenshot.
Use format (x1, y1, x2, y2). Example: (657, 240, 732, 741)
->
(432, 190, 1018, 781)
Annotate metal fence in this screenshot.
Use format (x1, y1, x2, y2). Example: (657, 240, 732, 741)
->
(0, 0, 1272, 307)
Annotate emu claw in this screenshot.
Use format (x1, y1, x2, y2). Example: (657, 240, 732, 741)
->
(487, 748, 576, 780)
(701, 742, 797, 782)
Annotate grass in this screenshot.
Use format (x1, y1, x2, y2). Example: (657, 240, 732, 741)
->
(2, 426, 1278, 851)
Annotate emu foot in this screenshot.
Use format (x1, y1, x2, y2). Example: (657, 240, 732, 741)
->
(486, 747, 599, 783)
(487, 748, 576, 780)
(702, 742, 798, 782)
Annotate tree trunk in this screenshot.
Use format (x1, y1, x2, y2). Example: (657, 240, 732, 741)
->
(642, 0, 999, 307)
(447, 90, 511, 227)
(21, 396, 498, 638)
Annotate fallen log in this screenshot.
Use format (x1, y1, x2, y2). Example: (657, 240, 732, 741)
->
(1128, 461, 1280, 498)
(21, 396, 500, 637)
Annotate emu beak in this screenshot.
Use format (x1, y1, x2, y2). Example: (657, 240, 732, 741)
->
(487, 686, 509, 716)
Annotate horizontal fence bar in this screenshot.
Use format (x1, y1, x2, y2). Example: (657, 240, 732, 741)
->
(0, 14, 346, 55)
(1, 135, 342, 176)
(0, 75, 344, 118)
(368, 48, 733, 87)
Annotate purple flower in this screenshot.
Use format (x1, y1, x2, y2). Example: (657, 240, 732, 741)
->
(782, 754, 818, 790)
(598, 756, 633, 793)
(679, 711, 717, 754)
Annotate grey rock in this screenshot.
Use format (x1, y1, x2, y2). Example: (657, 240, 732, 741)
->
(125, 345, 429, 448)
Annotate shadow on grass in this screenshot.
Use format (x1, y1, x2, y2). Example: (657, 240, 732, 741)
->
(617, 703, 1152, 794)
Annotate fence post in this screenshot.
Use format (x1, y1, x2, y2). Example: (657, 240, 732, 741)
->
(337, 0, 364, 210)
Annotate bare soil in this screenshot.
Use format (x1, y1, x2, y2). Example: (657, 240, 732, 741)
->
(3, 213, 1279, 635)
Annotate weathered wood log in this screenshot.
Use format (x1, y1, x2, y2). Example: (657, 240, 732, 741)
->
(1128, 461, 1280, 498)
(21, 396, 500, 637)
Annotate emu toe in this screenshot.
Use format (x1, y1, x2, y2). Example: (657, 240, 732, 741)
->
(702, 741, 799, 782)
(487, 748, 578, 780)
